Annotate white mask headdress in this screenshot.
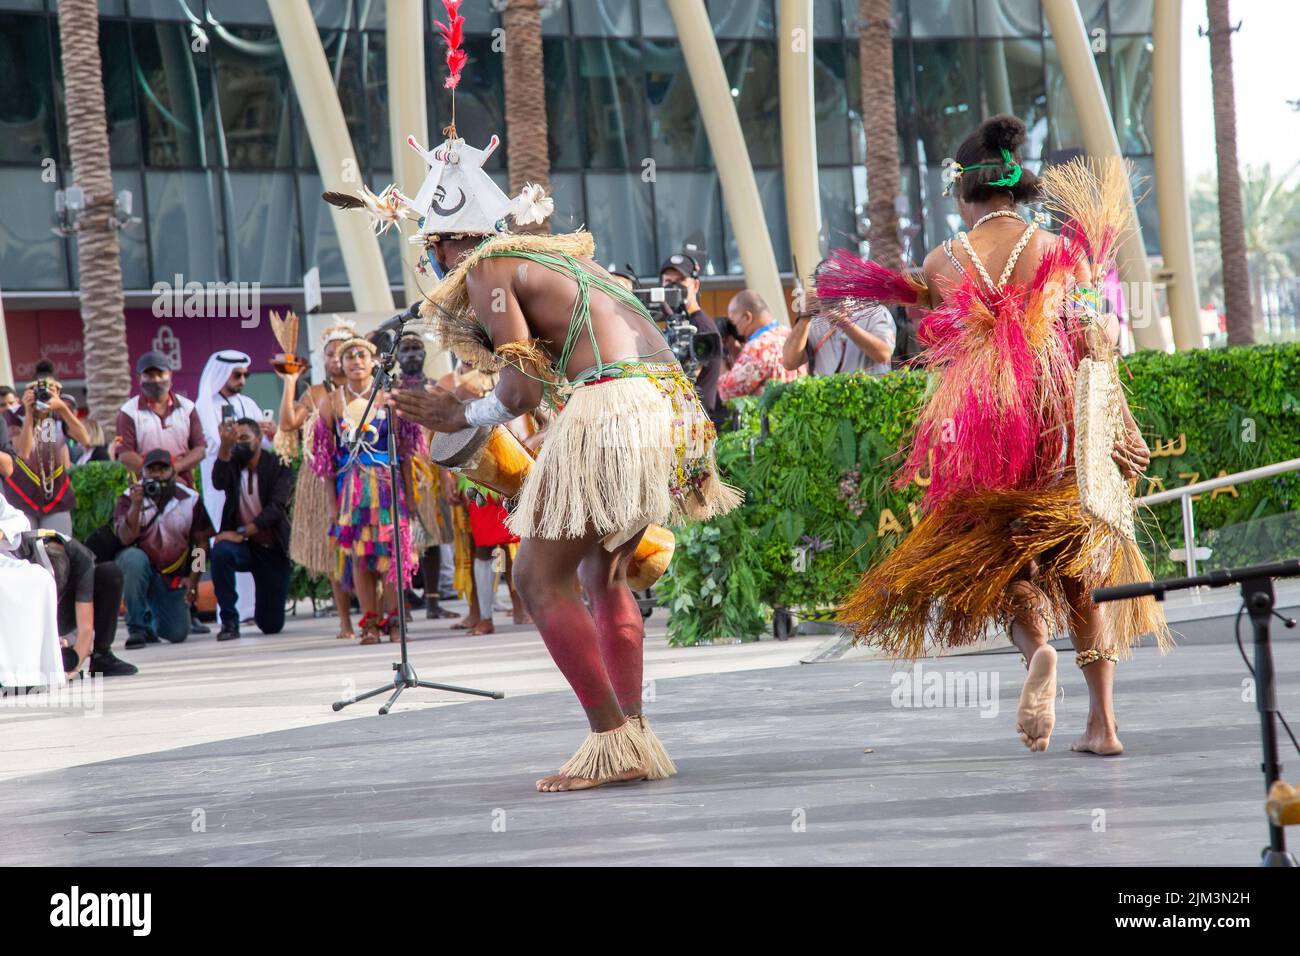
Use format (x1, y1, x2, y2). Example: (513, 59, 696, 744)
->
(406, 134, 513, 239)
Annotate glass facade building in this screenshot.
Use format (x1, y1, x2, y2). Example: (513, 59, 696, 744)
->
(0, 0, 1156, 297)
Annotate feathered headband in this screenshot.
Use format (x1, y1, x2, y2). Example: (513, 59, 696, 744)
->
(321, 322, 358, 346)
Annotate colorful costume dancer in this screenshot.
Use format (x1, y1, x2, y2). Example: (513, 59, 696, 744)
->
(818, 116, 1170, 754)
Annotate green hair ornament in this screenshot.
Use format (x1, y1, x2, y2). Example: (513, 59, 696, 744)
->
(941, 147, 1022, 196)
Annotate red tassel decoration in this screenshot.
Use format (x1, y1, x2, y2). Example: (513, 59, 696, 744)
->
(436, 0, 467, 91)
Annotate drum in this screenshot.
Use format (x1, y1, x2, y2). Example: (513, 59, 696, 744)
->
(429, 425, 677, 587)
(429, 425, 533, 499)
(626, 523, 676, 591)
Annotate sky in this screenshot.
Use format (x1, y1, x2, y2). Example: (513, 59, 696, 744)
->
(1181, 0, 1300, 180)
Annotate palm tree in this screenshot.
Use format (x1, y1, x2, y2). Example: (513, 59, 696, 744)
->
(1191, 162, 1300, 340)
(55, 0, 131, 434)
(499, 0, 551, 233)
(1205, 0, 1254, 344)
(857, 0, 903, 269)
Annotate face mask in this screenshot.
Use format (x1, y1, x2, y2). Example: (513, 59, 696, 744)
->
(230, 442, 255, 466)
(140, 380, 167, 400)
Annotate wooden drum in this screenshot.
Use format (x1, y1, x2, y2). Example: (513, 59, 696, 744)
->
(428, 425, 677, 588)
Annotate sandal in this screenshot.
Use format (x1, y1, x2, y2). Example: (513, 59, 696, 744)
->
(379, 610, 401, 642)
(357, 611, 382, 645)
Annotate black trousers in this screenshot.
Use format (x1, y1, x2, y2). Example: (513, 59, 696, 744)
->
(92, 562, 124, 655)
(210, 540, 292, 634)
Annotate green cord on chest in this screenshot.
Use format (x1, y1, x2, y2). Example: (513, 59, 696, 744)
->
(478, 248, 672, 389)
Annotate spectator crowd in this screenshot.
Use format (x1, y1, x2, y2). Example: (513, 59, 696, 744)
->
(1, 246, 903, 692)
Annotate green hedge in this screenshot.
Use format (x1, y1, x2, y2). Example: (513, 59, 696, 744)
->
(663, 343, 1300, 645)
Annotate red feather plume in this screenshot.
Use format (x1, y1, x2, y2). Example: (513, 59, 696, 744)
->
(815, 248, 922, 307)
(435, 0, 467, 91)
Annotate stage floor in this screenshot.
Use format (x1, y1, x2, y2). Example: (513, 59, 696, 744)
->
(2, 636, 1296, 866)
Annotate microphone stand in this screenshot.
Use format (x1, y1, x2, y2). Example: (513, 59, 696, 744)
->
(333, 315, 503, 715)
(1095, 559, 1300, 867)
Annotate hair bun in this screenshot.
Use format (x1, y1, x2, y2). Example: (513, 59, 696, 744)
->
(979, 114, 1027, 153)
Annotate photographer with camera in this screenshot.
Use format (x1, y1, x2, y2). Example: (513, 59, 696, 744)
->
(782, 263, 896, 377)
(3, 368, 91, 536)
(653, 253, 726, 430)
(717, 290, 805, 402)
(113, 449, 213, 647)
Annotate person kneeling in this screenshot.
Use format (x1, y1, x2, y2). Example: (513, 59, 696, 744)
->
(115, 450, 212, 647)
(209, 418, 294, 641)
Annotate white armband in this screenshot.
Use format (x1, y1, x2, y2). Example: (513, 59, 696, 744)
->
(464, 390, 515, 428)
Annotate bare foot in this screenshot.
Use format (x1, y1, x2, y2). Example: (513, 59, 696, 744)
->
(1016, 645, 1057, 752)
(534, 767, 647, 792)
(335, 630, 355, 641)
(468, 620, 495, 636)
(512, 607, 533, 626)
(1071, 719, 1124, 755)
(451, 614, 480, 630)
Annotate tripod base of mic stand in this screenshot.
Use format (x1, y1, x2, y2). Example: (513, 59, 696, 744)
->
(1261, 848, 1298, 867)
(333, 661, 505, 715)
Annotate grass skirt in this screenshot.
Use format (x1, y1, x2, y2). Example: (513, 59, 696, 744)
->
(506, 373, 742, 548)
(839, 478, 1171, 660)
(288, 412, 337, 579)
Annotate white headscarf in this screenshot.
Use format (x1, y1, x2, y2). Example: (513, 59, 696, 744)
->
(195, 350, 252, 445)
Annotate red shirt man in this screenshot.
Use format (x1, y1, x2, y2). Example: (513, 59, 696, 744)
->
(116, 351, 206, 486)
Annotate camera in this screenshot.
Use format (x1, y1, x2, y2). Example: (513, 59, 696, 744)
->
(633, 284, 684, 313)
(142, 478, 166, 498)
(664, 313, 721, 376)
(650, 249, 722, 376)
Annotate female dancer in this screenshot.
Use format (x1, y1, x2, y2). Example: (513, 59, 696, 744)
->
(277, 323, 356, 640)
(820, 115, 1170, 755)
(309, 337, 423, 643)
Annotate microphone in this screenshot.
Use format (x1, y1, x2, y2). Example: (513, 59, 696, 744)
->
(371, 301, 428, 354)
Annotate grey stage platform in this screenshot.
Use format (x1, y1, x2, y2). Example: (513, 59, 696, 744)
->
(2, 634, 1296, 867)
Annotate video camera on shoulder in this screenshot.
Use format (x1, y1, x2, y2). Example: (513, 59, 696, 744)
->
(633, 284, 684, 314)
(649, 248, 721, 376)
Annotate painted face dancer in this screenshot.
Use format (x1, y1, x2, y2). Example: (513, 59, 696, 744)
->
(326, 6, 739, 788)
(393, 330, 457, 621)
(818, 115, 1171, 756)
(356, 137, 739, 791)
(305, 337, 424, 644)
(277, 322, 360, 640)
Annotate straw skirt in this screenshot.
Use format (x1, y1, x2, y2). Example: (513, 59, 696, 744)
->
(506, 373, 742, 549)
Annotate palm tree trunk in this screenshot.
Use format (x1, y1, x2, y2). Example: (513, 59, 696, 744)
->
(500, 0, 551, 234)
(56, 0, 131, 436)
(1206, 0, 1254, 344)
(857, 0, 903, 269)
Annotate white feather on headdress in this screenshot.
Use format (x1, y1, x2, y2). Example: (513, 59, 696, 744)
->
(359, 183, 413, 236)
(509, 183, 554, 226)
(321, 320, 358, 345)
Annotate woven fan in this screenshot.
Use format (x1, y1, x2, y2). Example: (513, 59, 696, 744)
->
(1074, 347, 1135, 541)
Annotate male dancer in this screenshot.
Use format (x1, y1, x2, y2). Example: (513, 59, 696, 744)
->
(393, 330, 455, 620)
(378, 130, 739, 791)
